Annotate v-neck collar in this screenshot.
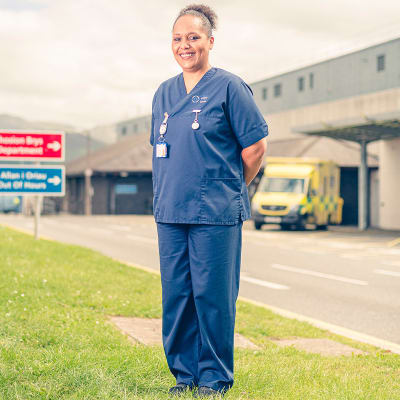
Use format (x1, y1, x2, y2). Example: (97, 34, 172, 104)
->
(179, 67, 217, 97)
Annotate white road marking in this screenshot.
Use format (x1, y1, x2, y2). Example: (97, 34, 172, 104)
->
(381, 261, 400, 268)
(126, 234, 157, 244)
(374, 269, 400, 278)
(271, 263, 368, 286)
(248, 238, 327, 255)
(324, 241, 367, 250)
(373, 248, 400, 256)
(240, 275, 290, 290)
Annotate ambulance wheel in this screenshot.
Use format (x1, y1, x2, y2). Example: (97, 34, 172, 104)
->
(316, 224, 327, 230)
(254, 221, 263, 230)
(296, 216, 308, 231)
(280, 224, 291, 231)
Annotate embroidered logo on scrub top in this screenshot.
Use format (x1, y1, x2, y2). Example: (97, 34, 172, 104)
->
(192, 95, 208, 103)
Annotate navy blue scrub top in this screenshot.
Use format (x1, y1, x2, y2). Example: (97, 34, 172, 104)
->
(150, 67, 269, 225)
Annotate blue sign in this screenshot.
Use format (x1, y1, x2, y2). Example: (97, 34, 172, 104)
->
(0, 165, 65, 196)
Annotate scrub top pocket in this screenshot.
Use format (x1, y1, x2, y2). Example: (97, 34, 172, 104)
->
(200, 178, 241, 224)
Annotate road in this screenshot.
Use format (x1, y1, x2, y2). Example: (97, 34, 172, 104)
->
(1, 214, 399, 350)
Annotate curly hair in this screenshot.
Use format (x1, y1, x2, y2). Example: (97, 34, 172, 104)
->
(173, 4, 218, 37)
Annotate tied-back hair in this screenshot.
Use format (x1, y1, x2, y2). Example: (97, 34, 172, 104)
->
(174, 4, 218, 37)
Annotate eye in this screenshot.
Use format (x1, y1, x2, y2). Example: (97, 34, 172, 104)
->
(173, 37, 181, 42)
(189, 35, 200, 41)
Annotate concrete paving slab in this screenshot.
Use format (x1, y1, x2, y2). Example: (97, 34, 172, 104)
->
(109, 316, 259, 349)
(269, 337, 368, 356)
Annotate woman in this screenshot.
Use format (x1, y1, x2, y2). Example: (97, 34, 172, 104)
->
(150, 4, 268, 397)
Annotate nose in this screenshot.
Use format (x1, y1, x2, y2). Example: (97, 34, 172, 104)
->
(180, 38, 190, 49)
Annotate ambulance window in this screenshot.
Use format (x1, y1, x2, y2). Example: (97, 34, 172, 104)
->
(330, 176, 335, 188)
(323, 177, 327, 195)
(260, 177, 305, 194)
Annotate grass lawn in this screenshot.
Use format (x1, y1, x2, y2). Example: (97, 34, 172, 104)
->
(0, 225, 399, 399)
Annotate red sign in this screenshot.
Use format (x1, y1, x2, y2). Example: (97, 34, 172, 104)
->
(0, 130, 64, 161)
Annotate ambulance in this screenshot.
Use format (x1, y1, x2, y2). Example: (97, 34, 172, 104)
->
(251, 157, 343, 230)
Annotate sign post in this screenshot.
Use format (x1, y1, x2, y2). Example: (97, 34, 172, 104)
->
(34, 195, 40, 240)
(0, 130, 65, 239)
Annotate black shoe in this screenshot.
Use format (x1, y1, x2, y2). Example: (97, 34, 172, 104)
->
(197, 386, 224, 398)
(169, 383, 192, 396)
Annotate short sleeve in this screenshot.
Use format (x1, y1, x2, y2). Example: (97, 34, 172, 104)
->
(150, 89, 158, 146)
(226, 80, 269, 149)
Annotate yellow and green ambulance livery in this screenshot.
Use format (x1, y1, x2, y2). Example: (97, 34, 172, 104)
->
(251, 157, 343, 230)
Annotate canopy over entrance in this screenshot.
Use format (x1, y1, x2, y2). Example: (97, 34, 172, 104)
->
(293, 111, 400, 144)
(293, 111, 400, 230)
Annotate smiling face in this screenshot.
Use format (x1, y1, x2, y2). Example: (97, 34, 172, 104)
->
(172, 14, 214, 73)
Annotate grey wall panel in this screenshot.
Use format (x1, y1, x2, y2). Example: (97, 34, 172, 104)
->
(251, 38, 400, 115)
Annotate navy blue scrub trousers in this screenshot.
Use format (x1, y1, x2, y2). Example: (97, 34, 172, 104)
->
(156, 222, 243, 392)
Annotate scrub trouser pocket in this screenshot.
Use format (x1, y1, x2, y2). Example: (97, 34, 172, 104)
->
(156, 222, 242, 392)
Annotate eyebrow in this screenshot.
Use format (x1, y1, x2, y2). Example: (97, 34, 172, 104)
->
(173, 32, 200, 36)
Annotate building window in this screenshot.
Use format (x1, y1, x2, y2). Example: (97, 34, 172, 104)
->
(262, 87, 268, 100)
(273, 83, 282, 97)
(309, 72, 314, 89)
(298, 77, 304, 92)
(121, 126, 127, 136)
(377, 54, 385, 72)
(133, 124, 138, 133)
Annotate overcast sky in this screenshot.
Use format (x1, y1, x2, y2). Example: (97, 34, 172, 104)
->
(1, 0, 400, 129)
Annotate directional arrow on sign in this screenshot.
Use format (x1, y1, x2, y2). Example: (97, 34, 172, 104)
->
(47, 141, 61, 152)
(48, 176, 61, 185)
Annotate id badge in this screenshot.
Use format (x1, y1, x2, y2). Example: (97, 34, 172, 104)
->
(156, 142, 168, 158)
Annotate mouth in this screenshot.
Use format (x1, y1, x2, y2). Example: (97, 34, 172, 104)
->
(179, 52, 195, 60)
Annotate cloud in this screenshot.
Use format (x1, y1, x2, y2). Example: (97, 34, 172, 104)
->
(0, 0, 400, 129)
